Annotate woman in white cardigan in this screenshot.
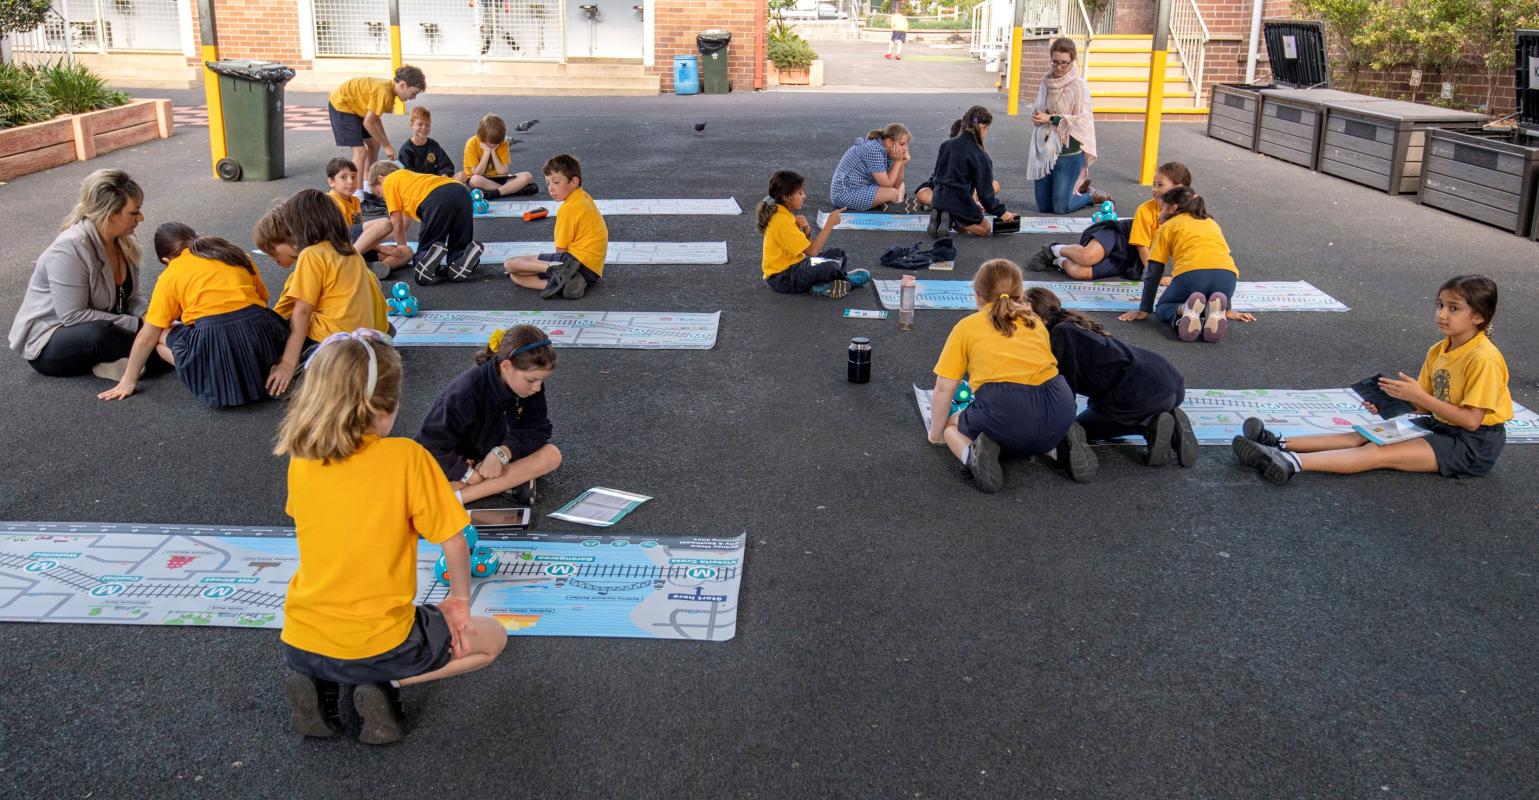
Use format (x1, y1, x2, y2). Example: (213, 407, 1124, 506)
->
(1027, 38, 1109, 214)
(9, 169, 150, 379)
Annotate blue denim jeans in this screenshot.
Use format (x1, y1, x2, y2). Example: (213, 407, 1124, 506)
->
(1033, 151, 1091, 214)
(1154, 269, 1238, 327)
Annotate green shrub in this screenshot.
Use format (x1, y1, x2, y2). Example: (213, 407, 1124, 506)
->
(29, 61, 130, 115)
(769, 35, 818, 71)
(0, 61, 55, 130)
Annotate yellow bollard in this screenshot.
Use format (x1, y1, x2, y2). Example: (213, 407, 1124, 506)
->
(1006, 26, 1024, 116)
(389, 0, 404, 115)
(1137, 48, 1168, 184)
(197, 0, 226, 179)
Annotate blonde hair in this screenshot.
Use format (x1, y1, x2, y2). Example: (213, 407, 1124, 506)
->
(973, 258, 1038, 336)
(64, 168, 143, 268)
(274, 338, 402, 464)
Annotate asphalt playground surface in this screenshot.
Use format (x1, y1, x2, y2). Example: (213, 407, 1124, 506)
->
(1, 87, 1536, 798)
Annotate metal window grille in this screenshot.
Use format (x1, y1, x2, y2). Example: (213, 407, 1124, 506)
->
(312, 0, 391, 57)
(4, 0, 183, 56)
(400, 0, 562, 61)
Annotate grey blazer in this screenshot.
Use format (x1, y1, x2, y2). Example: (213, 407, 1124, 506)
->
(8, 220, 145, 361)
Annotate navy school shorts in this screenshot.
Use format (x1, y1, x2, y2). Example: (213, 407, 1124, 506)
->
(283, 604, 453, 684)
(328, 103, 371, 148)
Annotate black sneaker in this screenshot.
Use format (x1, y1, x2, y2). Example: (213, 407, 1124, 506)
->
(353, 683, 405, 745)
(1172, 408, 1199, 468)
(513, 181, 539, 197)
(1241, 417, 1284, 448)
(561, 271, 589, 299)
(540, 259, 577, 299)
(1145, 412, 1175, 467)
(1026, 244, 1056, 272)
(502, 478, 537, 505)
(965, 432, 1004, 493)
(413, 243, 448, 286)
(1231, 436, 1296, 485)
(284, 671, 341, 738)
(1057, 423, 1098, 483)
(926, 209, 950, 239)
(447, 241, 484, 282)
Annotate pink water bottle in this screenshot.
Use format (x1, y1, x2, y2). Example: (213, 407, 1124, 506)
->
(898, 274, 917, 331)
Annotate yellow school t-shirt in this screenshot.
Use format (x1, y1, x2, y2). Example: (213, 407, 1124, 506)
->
(329, 190, 362, 227)
(933, 307, 1059, 389)
(761, 205, 810, 280)
(1128, 198, 1160, 249)
(892, 13, 910, 31)
(281, 435, 470, 659)
(1148, 213, 1238, 278)
(281, 242, 389, 339)
(1416, 332, 1512, 426)
(382, 169, 460, 221)
(462, 136, 511, 177)
(144, 250, 269, 329)
(328, 77, 396, 118)
(554, 187, 609, 277)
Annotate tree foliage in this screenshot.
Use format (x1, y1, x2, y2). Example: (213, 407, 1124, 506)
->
(0, 0, 53, 35)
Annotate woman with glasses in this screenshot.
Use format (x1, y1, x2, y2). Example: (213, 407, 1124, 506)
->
(1027, 38, 1109, 214)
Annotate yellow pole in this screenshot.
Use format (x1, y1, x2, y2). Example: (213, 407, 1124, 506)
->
(197, 0, 226, 179)
(389, 0, 404, 114)
(1138, 0, 1174, 184)
(1006, 26, 1024, 116)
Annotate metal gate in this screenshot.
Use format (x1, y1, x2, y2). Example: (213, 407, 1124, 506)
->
(4, 0, 184, 58)
(311, 0, 563, 61)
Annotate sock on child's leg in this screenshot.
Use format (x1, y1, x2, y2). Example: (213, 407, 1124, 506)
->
(1053, 257, 1068, 269)
(1280, 450, 1303, 471)
(1050, 244, 1065, 258)
(959, 444, 971, 465)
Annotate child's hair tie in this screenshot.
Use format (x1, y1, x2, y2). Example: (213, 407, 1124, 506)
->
(510, 338, 553, 358)
(305, 328, 394, 399)
(488, 328, 506, 353)
(999, 293, 1010, 301)
(762, 195, 777, 205)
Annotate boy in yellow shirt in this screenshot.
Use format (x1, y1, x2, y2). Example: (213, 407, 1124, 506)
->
(503, 154, 608, 300)
(369, 161, 483, 286)
(886, 4, 908, 60)
(327, 65, 427, 196)
(459, 114, 536, 198)
(325, 157, 410, 278)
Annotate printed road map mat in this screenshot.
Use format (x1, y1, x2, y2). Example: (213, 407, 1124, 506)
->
(390, 310, 721, 349)
(818, 211, 1092, 234)
(876, 279, 1350, 312)
(476, 241, 727, 265)
(476, 198, 743, 218)
(0, 523, 744, 641)
(912, 386, 1539, 444)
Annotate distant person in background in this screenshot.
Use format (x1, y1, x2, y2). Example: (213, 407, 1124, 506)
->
(1027, 38, 1107, 214)
(886, 4, 908, 60)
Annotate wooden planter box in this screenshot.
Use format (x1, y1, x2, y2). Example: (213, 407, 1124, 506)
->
(1208, 83, 1268, 151)
(1320, 98, 1487, 195)
(0, 98, 173, 183)
(1417, 128, 1539, 237)
(775, 66, 811, 85)
(1257, 88, 1373, 170)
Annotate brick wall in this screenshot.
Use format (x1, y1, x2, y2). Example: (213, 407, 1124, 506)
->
(649, 0, 765, 92)
(1112, 0, 1154, 34)
(187, 0, 310, 69)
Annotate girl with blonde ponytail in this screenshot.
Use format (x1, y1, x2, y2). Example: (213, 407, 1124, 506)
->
(926, 259, 1092, 492)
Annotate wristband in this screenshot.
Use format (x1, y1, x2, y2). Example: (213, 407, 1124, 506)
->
(462, 465, 476, 482)
(493, 446, 510, 465)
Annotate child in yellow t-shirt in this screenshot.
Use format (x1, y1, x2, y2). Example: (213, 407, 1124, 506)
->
(369, 161, 483, 286)
(503, 154, 610, 300)
(325, 157, 410, 279)
(275, 330, 505, 745)
(1236, 275, 1512, 483)
(1029, 161, 1192, 282)
(458, 114, 536, 198)
(1117, 186, 1255, 343)
(755, 169, 870, 299)
(327, 65, 427, 195)
(97, 223, 287, 408)
(266, 189, 391, 397)
(886, 5, 908, 60)
(927, 258, 1090, 492)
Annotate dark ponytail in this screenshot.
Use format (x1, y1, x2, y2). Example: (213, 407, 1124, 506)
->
(960, 105, 993, 148)
(476, 323, 558, 370)
(1026, 287, 1105, 335)
(756, 169, 805, 233)
(1438, 274, 1499, 337)
(280, 188, 357, 256)
(1158, 186, 1209, 221)
(153, 222, 196, 263)
(153, 222, 255, 274)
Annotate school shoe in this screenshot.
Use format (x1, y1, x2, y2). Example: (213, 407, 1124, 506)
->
(1089, 189, 1114, 206)
(1172, 408, 1199, 467)
(965, 433, 1004, 493)
(502, 478, 537, 505)
(844, 269, 872, 288)
(926, 209, 950, 239)
(413, 243, 448, 286)
(1241, 416, 1284, 449)
(884, 53, 892, 59)
(1145, 412, 1175, 467)
(540, 259, 578, 299)
(1231, 436, 1297, 485)
(353, 682, 406, 745)
(513, 182, 540, 197)
(447, 241, 484, 282)
(368, 260, 390, 280)
(284, 671, 341, 738)
(811, 279, 853, 299)
(1176, 292, 1205, 342)
(903, 196, 928, 214)
(1026, 244, 1057, 272)
(1057, 422, 1099, 483)
(561, 271, 589, 299)
(1203, 292, 1230, 343)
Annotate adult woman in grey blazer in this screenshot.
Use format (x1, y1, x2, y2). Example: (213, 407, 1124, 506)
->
(9, 169, 149, 379)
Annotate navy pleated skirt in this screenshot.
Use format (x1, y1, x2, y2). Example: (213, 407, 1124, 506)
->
(166, 304, 289, 408)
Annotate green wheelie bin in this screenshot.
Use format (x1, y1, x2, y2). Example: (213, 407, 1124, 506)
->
(697, 30, 732, 94)
(206, 59, 296, 181)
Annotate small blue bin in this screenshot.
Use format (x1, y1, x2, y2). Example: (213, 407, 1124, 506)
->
(674, 55, 700, 95)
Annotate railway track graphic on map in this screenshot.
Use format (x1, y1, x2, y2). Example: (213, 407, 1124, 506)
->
(0, 552, 287, 611)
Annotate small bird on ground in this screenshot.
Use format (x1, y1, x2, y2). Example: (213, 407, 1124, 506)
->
(515, 119, 539, 132)
(694, 123, 707, 135)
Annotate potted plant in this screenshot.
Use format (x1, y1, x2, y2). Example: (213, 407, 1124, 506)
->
(768, 34, 817, 85)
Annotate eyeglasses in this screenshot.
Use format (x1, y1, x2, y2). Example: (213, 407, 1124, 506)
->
(1051, 59, 1072, 66)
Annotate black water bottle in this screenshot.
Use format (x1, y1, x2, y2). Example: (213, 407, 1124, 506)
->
(847, 336, 871, 384)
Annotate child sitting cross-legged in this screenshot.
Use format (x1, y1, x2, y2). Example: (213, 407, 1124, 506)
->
(459, 114, 536, 198)
(276, 330, 506, 746)
(756, 169, 870, 299)
(416, 324, 563, 505)
(324, 156, 411, 279)
(503, 154, 607, 300)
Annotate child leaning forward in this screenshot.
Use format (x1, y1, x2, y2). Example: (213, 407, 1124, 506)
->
(756, 169, 870, 299)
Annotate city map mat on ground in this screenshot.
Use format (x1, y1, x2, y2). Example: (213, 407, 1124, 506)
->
(876, 279, 1350, 312)
(913, 386, 1539, 445)
(0, 523, 745, 641)
(476, 198, 743, 218)
(389, 310, 721, 349)
(818, 212, 1092, 234)
(408, 241, 729, 265)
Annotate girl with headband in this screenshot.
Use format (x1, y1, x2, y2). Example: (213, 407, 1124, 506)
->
(415, 324, 562, 504)
(927, 259, 1089, 493)
(275, 329, 506, 745)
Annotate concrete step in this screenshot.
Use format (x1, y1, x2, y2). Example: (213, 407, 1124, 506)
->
(1093, 87, 1194, 99)
(1087, 67, 1188, 80)
(289, 57, 659, 95)
(1093, 98, 1208, 114)
(1089, 42, 1175, 54)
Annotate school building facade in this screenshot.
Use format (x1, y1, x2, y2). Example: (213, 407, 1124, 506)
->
(2, 0, 766, 95)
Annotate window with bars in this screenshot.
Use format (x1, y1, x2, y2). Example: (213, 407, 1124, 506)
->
(312, 0, 391, 57)
(399, 0, 564, 61)
(5, 0, 183, 54)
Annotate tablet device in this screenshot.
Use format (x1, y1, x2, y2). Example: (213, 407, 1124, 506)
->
(1350, 374, 1415, 420)
(469, 507, 532, 530)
